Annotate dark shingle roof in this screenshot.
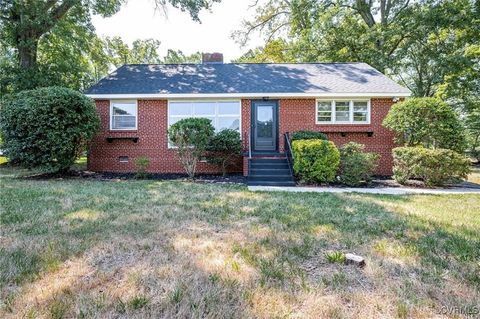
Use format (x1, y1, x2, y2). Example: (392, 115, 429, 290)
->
(85, 63, 410, 95)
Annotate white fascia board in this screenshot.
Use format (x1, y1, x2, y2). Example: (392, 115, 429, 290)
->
(85, 92, 411, 100)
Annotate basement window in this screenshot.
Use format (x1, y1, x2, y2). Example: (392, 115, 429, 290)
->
(118, 156, 129, 163)
(316, 100, 370, 124)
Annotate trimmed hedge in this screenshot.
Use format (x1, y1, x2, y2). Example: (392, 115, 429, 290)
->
(292, 139, 340, 184)
(339, 142, 379, 186)
(392, 146, 470, 186)
(0, 86, 99, 172)
(291, 130, 328, 141)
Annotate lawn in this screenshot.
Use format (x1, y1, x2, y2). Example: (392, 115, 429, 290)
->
(1, 166, 479, 318)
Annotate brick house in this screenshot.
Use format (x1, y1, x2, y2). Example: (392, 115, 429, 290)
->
(85, 53, 410, 185)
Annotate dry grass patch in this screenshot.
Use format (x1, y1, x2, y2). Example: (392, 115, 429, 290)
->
(1, 165, 480, 318)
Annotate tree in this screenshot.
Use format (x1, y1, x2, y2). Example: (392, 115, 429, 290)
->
(391, 0, 479, 97)
(131, 39, 162, 64)
(235, 0, 414, 73)
(383, 97, 467, 153)
(0, 86, 99, 172)
(0, 42, 15, 94)
(105, 37, 163, 67)
(206, 129, 242, 176)
(436, 43, 480, 160)
(235, 0, 479, 154)
(103, 36, 133, 67)
(162, 49, 202, 64)
(0, 0, 219, 90)
(233, 39, 294, 63)
(168, 118, 215, 178)
(234, 0, 479, 96)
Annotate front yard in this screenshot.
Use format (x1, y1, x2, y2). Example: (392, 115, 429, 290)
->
(1, 165, 480, 318)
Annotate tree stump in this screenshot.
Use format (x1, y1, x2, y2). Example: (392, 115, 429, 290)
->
(345, 253, 365, 268)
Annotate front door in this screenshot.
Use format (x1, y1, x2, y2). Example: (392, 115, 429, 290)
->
(252, 101, 278, 152)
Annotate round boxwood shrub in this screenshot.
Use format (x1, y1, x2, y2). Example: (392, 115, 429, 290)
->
(0, 86, 99, 172)
(383, 97, 467, 153)
(291, 130, 328, 141)
(392, 146, 470, 186)
(339, 142, 380, 186)
(292, 139, 340, 184)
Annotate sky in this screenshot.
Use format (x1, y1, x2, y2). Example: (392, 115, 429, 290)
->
(91, 0, 265, 62)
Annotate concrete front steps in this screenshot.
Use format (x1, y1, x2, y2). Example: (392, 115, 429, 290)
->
(247, 157, 296, 186)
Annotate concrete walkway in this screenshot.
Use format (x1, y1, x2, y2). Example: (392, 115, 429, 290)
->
(248, 185, 480, 195)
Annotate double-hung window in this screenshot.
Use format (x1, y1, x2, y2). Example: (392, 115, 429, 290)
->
(316, 100, 370, 124)
(168, 101, 241, 132)
(352, 101, 368, 122)
(110, 100, 138, 130)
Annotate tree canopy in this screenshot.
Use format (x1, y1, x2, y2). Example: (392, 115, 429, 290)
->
(0, 0, 219, 93)
(234, 0, 480, 155)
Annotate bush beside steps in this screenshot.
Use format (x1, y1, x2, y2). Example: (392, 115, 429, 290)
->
(292, 139, 340, 184)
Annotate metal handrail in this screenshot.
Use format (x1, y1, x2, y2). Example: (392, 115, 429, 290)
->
(284, 132, 294, 176)
(248, 130, 252, 159)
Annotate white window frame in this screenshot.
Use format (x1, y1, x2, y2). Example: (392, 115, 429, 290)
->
(110, 100, 138, 131)
(167, 99, 242, 148)
(315, 99, 371, 125)
(167, 99, 242, 131)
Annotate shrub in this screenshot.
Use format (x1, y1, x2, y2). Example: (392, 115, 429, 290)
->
(168, 117, 214, 178)
(135, 156, 150, 179)
(0, 86, 99, 173)
(292, 139, 340, 184)
(339, 142, 380, 186)
(383, 97, 467, 153)
(291, 130, 328, 141)
(206, 129, 242, 176)
(392, 146, 470, 186)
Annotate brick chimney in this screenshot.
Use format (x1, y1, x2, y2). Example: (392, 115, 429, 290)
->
(202, 52, 223, 64)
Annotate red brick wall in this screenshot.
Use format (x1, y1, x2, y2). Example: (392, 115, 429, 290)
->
(241, 99, 251, 176)
(87, 100, 234, 174)
(88, 98, 396, 176)
(276, 98, 396, 175)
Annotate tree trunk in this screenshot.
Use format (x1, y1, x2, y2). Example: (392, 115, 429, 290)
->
(10, 0, 77, 73)
(17, 36, 39, 70)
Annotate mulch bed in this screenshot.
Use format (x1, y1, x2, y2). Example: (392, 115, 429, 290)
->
(295, 176, 480, 189)
(23, 169, 247, 184)
(10, 163, 480, 189)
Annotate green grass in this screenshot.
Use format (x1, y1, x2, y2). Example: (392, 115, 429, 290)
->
(1, 166, 479, 318)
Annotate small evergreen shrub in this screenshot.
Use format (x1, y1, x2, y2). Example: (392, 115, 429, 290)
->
(292, 139, 340, 184)
(0, 86, 99, 172)
(135, 156, 150, 179)
(206, 129, 242, 176)
(339, 142, 380, 186)
(291, 130, 328, 141)
(168, 117, 214, 178)
(392, 146, 470, 186)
